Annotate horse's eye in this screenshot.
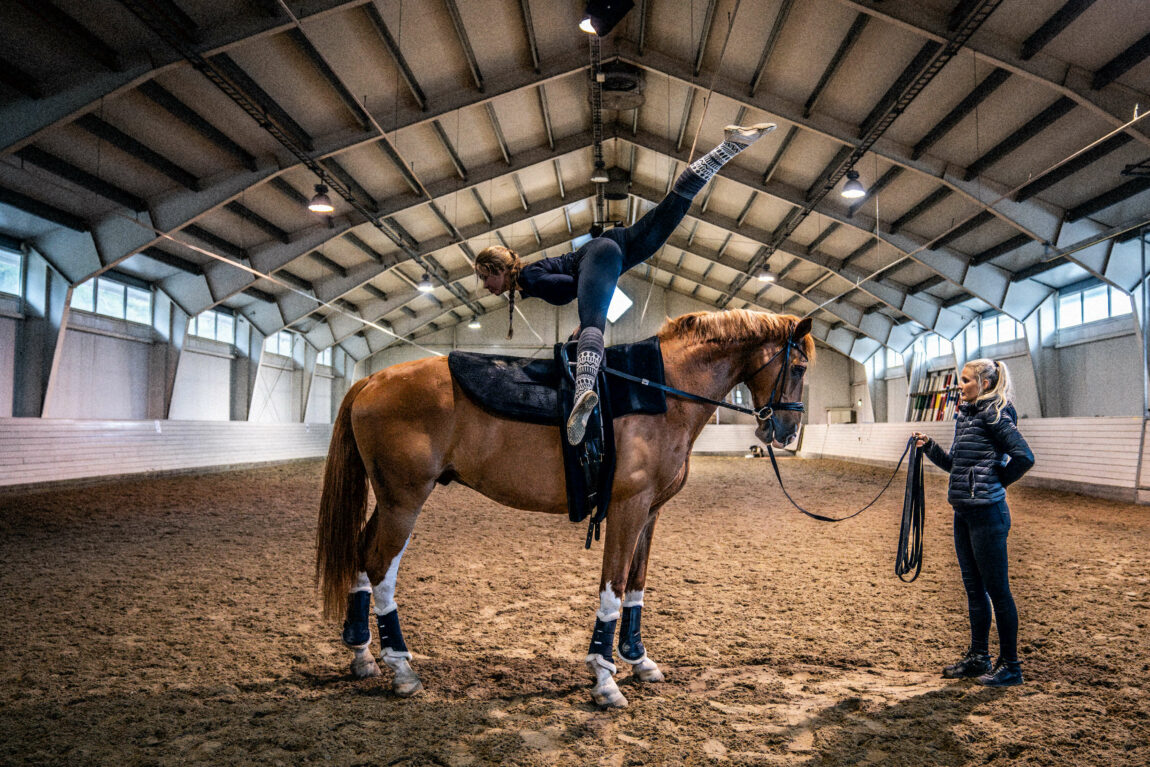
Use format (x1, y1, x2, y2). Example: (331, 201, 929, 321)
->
(792, 366, 806, 377)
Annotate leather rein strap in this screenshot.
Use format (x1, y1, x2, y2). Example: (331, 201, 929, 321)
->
(603, 329, 926, 580)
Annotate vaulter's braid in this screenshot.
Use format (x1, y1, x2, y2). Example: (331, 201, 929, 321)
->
(506, 286, 515, 340)
(505, 261, 520, 340)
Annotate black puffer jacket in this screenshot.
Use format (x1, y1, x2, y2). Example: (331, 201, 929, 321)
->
(923, 400, 1035, 507)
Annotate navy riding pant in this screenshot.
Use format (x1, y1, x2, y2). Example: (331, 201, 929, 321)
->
(574, 191, 692, 331)
(952, 499, 1019, 662)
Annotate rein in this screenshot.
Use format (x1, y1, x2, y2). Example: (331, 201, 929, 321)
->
(603, 329, 927, 581)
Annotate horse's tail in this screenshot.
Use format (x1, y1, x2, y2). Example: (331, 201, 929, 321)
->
(316, 377, 372, 622)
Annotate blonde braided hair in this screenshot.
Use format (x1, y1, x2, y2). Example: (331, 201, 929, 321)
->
(475, 245, 523, 340)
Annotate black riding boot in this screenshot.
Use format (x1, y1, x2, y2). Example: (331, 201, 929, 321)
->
(942, 649, 993, 679)
(977, 657, 1023, 687)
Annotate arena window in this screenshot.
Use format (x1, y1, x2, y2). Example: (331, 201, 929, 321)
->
(317, 347, 332, 366)
(70, 276, 152, 326)
(0, 248, 21, 296)
(1057, 282, 1132, 330)
(922, 333, 953, 359)
(264, 330, 295, 357)
(189, 310, 235, 344)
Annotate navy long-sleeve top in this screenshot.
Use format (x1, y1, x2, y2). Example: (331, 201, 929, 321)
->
(517, 251, 580, 306)
(923, 399, 1035, 507)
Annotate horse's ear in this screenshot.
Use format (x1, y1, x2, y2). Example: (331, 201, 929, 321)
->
(793, 317, 813, 339)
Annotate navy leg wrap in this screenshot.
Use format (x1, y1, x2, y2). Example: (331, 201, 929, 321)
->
(341, 591, 372, 647)
(618, 605, 646, 663)
(588, 618, 617, 662)
(376, 609, 408, 654)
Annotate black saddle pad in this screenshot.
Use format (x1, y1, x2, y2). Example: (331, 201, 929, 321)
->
(448, 336, 667, 425)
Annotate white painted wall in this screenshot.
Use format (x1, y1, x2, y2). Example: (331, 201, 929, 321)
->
(250, 355, 298, 423)
(1054, 327, 1142, 417)
(0, 315, 15, 417)
(169, 349, 231, 421)
(305, 371, 334, 424)
(44, 326, 151, 420)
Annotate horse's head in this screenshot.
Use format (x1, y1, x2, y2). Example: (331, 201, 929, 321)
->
(746, 316, 813, 449)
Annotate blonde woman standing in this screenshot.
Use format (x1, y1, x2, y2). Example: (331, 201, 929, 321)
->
(912, 358, 1035, 687)
(474, 123, 777, 445)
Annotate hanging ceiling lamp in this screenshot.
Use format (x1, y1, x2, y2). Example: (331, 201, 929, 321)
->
(308, 184, 334, 213)
(757, 269, 775, 282)
(840, 170, 866, 199)
(590, 162, 609, 184)
(467, 316, 481, 329)
(579, 0, 635, 35)
(417, 274, 434, 292)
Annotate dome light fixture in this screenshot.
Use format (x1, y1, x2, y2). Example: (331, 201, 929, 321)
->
(308, 184, 335, 213)
(590, 162, 609, 184)
(757, 269, 775, 282)
(840, 170, 866, 199)
(417, 273, 434, 293)
(467, 316, 481, 329)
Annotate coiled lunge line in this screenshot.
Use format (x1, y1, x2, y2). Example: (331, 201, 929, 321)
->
(765, 436, 926, 582)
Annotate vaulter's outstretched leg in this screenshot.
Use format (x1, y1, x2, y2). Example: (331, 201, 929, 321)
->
(566, 123, 776, 445)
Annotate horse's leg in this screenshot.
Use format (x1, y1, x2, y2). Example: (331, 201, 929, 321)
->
(586, 494, 653, 708)
(359, 473, 428, 697)
(343, 569, 381, 678)
(618, 504, 666, 683)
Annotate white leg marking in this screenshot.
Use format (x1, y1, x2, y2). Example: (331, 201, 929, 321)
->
(622, 589, 644, 608)
(372, 537, 410, 617)
(351, 571, 371, 593)
(597, 582, 621, 622)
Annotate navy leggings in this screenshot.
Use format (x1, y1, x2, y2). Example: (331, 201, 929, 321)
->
(953, 499, 1018, 662)
(573, 191, 692, 331)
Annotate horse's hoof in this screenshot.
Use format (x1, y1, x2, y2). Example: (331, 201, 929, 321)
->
(351, 655, 382, 679)
(393, 676, 423, 697)
(634, 666, 671, 685)
(591, 687, 628, 708)
(633, 662, 665, 683)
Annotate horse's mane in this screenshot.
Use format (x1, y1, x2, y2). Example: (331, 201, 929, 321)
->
(657, 309, 816, 361)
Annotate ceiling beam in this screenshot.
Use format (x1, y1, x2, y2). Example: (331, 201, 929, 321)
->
(75, 114, 200, 190)
(804, 14, 870, 118)
(0, 186, 88, 231)
(208, 53, 315, 152)
(963, 97, 1077, 181)
(361, 2, 427, 111)
(1065, 178, 1150, 222)
(137, 81, 258, 171)
(443, 0, 484, 92)
(518, 0, 541, 73)
(911, 67, 1011, 160)
(749, 0, 795, 97)
(1020, 0, 1098, 60)
(285, 28, 373, 132)
(1091, 31, 1150, 90)
(14, 0, 123, 71)
(15, 146, 147, 212)
(830, 0, 1150, 148)
(1014, 133, 1132, 202)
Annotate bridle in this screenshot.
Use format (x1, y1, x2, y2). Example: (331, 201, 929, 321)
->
(742, 327, 808, 440)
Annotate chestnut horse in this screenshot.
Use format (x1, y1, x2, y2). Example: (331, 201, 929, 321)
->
(315, 309, 814, 707)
